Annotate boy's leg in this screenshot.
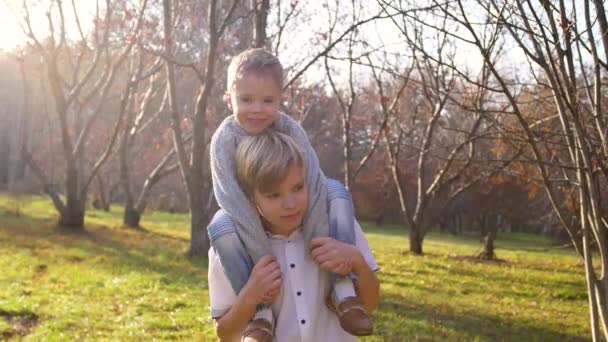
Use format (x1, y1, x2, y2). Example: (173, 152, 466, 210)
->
(326, 179, 356, 246)
(208, 209, 254, 293)
(326, 179, 373, 336)
(208, 209, 274, 340)
(326, 178, 357, 299)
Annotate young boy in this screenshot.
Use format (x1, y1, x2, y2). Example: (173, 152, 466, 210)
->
(208, 132, 380, 341)
(208, 48, 373, 341)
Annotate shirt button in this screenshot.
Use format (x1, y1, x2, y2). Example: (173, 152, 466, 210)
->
(290, 263, 295, 268)
(297, 291, 302, 296)
(301, 319, 306, 324)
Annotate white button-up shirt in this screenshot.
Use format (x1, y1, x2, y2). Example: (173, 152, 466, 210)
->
(208, 221, 379, 342)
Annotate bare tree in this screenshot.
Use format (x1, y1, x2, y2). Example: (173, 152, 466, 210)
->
(16, 0, 148, 230)
(374, 9, 488, 254)
(117, 54, 183, 228)
(322, 1, 366, 188)
(162, 0, 239, 257)
(251, 0, 270, 48)
(404, 0, 608, 338)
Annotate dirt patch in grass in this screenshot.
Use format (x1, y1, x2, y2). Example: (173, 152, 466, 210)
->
(400, 251, 444, 257)
(448, 253, 509, 264)
(0, 309, 39, 339)
(399, 250, 509, 264)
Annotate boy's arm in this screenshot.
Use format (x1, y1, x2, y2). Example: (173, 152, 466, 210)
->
(351, 220, 380, 312)
(214, 291, 257, 341)
(309, 221, 380, 313)
(209, 118, 269, 263)
(350, 246, 380, 313)
(209, 250, 282, 340)
(209, 120, 253, 219)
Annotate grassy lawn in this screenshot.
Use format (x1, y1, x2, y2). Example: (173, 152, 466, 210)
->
(0, 195, 591, 341)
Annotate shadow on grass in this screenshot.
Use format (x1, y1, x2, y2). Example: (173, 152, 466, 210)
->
(0, 204, 55, 225)
(0, 309, 39, 340)
(363, 223, 566, 250)
(0, 209, 208, 288)
(375, 293, 589, 342)
(137, 226, 190, 243)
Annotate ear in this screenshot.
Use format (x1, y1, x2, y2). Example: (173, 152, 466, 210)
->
(249, 197, 258, 211)
(224, 92, 233, 111)
(249, 195, 262, 215)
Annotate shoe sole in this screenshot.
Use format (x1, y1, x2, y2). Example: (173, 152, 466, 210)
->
(325, 295, 373, 336)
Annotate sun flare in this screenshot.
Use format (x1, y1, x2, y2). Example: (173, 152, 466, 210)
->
(0, 2, 25, 50)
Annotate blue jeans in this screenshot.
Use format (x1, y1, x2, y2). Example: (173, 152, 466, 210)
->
(208, 179, 356, 299)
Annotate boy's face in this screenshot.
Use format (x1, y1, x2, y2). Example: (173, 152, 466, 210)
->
(253, 163, 308, 237)
(226, 73, 281, 134)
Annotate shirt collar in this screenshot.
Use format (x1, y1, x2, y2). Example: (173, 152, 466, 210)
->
(265, 227, 303, 241)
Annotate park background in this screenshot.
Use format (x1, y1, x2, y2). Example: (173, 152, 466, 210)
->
(0, 0, 606, 340)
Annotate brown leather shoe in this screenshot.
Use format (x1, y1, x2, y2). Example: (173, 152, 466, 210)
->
(326, 293, 374, 336)
(242, 318, 273, 342)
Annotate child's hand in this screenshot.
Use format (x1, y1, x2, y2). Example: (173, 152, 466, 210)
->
(309, 237, 364, 276)
(241, 255, 282, 306)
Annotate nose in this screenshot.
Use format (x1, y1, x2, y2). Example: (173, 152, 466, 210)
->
(252, 101, 262, 113)
(282, 195, 296, 209)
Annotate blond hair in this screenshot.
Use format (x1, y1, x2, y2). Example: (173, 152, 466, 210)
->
(235, 131, 305, 197)
(226, 48, 284, 91)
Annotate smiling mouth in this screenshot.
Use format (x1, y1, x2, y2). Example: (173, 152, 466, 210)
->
(282, 212, 301, 220)
(247, 118, 266, 122)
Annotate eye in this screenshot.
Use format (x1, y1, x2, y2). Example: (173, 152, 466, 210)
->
(293, 183, 304, 192)
(266, 193, 280, 199)
(264, 98, 275, 104)
(240, 97, 252, 103)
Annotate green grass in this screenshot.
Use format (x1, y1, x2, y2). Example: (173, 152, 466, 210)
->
(0, 194, 591, 341)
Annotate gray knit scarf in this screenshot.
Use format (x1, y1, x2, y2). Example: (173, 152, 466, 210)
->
(210, 112, 329, 263)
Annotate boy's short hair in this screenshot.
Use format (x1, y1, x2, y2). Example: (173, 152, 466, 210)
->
(235, 131, 305, 197)
(226, 48, 284, 91)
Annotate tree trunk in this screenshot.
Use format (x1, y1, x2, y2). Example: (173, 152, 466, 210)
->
(0, 123, 9, 189)
(59, 199, 85, 230)
(409, 227, 423, 255)
(124, 206, 141, 228)
(121, 175, 138, 228)
(60, 166, 85, 231)
(374, 207, 385, 227)
(188, 187, 209, 258)
(596, 278, 608, 339)
(251, 0, 269, 48)
(478, 214, 487, 237)
(478, 231, 496, 260)
(93, 175, 111, 212)
(12, 59, 30, 186)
